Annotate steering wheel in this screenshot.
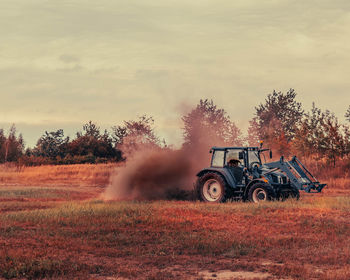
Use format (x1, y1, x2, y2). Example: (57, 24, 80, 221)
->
(249, 161, 261, 170)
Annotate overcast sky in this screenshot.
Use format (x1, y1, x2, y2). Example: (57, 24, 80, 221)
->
(1, 0, 350, 147)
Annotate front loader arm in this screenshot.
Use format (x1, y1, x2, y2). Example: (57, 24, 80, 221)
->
(263, 156, 326, 193)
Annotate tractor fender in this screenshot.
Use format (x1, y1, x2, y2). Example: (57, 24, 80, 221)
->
(196, 168, 237, 189)
(244, 179, 269, 197)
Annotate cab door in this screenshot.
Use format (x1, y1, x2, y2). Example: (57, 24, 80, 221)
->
(225, 149, 245, 184)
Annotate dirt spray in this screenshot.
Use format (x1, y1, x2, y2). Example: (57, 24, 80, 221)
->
(102, 146, 207, 200)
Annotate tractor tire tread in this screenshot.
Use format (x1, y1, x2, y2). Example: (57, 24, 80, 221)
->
(196, 172, 228, 203)
(247, 183, 276, 202)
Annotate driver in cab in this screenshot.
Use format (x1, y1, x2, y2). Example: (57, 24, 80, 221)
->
(227, 156, 244, 184)
(228, 158, 240, 167)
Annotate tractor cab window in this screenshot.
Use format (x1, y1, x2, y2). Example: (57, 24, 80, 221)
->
(248, 150, 261, 170)
(225, 150, 244, 166)
(211, 150, 225, 167)
(248, 151, 261, 164)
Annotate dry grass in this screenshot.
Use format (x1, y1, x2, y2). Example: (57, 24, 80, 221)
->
(0, 164, 349, 279)
(324, 177, 350, 190)
(0, 163, 117, 186)
(0, 197, 350, 279)
(0, 190, 349, 279)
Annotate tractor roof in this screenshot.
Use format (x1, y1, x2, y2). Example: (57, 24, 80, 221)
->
(211, 146, 259, 151)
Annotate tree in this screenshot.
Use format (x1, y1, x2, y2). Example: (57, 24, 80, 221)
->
(249, 89, 304, 155)
(293, 103, 322, 158)
(294, 104, 348, 165)
(247, 119, 260, 146)
(68, 121, 118, 160)
(182, 99, 242, 149)
(345, 105, 350, 122)
(320, 111, 347, 166)
(34, 129, 69, 159)
(343, 125, 350, 158)
(0, 125, 24, 162)
(83, 121, 101, 138)
(0, 129, 6, 162)
(111, 115, 161, 156)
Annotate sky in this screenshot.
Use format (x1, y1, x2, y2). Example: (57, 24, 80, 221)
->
(1, 0, 350, 147)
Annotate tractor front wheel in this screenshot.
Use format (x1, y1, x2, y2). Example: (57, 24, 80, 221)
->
(248, 183, 275, 203)
(196, 173, 227, 203)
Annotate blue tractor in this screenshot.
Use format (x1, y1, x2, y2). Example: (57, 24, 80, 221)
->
(196, 145, 326, 203)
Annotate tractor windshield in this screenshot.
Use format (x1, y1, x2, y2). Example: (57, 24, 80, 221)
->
(248, 150, 261, 165)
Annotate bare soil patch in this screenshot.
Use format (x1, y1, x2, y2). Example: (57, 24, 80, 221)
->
(198, 270, 272, 280)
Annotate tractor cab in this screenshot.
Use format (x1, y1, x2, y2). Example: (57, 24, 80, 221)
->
(210, 147, 264, 186)
(210, 146, 264, 170)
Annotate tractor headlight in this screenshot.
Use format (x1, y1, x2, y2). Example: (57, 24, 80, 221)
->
(278, 176, 282, 184)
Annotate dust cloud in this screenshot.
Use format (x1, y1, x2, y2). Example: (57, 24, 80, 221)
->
(102, 147, 205, 200)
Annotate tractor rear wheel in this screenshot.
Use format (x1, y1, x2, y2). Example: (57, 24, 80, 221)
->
(248, 183, 275, 203)
(196, 173, 227, 203)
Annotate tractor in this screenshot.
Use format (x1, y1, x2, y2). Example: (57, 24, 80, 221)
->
(196, 144, 326, 203)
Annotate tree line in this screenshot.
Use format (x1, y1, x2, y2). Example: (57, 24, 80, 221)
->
(0, 89, 349, 167)
(0, 116, 160, 165)
(249, 89, 350, 166)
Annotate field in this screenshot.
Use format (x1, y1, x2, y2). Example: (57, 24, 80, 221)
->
(0, 164, 349, 279)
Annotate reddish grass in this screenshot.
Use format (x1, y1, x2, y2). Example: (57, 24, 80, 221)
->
(0, 164, 349, 279)
(0, 163, 117, 186)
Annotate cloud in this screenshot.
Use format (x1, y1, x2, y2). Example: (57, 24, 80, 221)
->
(1, 0, 350, 147)
(56, 64, 83, 72)
(59, 54, 80, 63)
